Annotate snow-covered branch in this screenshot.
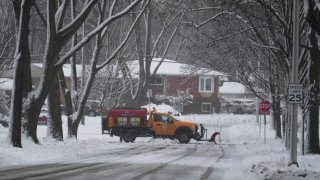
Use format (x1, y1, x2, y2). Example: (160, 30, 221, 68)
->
(55, 0, 143, 68)
(57, 0, 96, 38)
(97, 0, 149, 71)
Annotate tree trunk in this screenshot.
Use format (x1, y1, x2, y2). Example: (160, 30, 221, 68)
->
(305, 28, 320, 154)
(9, 0, 35, 147)
(68, 71, 97, 138)
(271, 96, 282, 138)
(131, 10, 147, 108)
(69, 121, 80, 138)
(58, 69, 75, 138)
(268, 58, 282, 138)
(47, 74, 63, 141)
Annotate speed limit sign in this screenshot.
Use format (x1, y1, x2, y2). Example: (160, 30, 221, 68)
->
(288, 84, 303, 104)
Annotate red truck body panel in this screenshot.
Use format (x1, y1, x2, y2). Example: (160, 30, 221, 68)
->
(107, 108, 148, 126)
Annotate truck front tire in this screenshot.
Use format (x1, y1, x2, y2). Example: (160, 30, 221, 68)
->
(176, 129, 191, 144)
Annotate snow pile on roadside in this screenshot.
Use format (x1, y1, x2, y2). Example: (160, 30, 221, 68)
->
(141, 103, 180, 115)
(225, 117, 320, 180)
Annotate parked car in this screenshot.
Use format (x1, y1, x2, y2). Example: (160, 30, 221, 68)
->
(227, 99, 256, 114)
(61, 100, 101, 117)
(85, 100, 101, 117)
(38, 109, 48, 125)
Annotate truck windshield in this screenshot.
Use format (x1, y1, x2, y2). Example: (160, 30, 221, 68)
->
(155, 114, 177, 122)
(167, 114, 179, 121)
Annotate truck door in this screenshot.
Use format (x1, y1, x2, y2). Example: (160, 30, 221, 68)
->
(153, 114, 175, 136)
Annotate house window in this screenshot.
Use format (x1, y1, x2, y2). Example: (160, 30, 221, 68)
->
(201, 103, 212, 113)
(199, 77, 213, 92)
(150, 76, 162, 85)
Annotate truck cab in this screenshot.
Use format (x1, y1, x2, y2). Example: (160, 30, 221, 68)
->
(149, 112, 198, 143)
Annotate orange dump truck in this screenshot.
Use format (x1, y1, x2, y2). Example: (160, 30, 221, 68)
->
(101, 108, 206, 143)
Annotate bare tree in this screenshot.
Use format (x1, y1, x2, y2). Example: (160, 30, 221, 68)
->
(9, 0, 36, 147)
(8, 0, 144, 146)
(180, 0, 293, 139)
(122, 0, 189, 108)
(59, 0, 148, 138)
(302, 0, 320, 154)
(0, 0, 15, 74)
(0, 1, 15, 119)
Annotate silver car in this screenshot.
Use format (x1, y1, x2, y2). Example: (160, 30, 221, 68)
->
(227, 99, 256, 114)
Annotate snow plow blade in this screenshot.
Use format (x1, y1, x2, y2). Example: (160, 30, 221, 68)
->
(194, 124, 220, 144)
(193, 124, 207, 141)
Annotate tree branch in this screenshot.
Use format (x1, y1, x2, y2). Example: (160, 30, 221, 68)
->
(97, 0, 150, 71)
(34, 2, 47, 27)
(55, 0, 143, 68)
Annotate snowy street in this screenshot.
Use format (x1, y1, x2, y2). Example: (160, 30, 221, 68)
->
(2, 1, 320, 179)
(0, 142, 239, 180)
(1, 114, 320, 179)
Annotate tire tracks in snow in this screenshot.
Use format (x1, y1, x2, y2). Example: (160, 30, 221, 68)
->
(130, 143, 199, 180)
(200, 144, 225, 180)
(0, 146, 142, 177)
(0, 145, 167, 180)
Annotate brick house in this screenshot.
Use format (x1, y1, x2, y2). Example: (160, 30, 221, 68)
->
(3, 63, 82, 104)
(129, 59, 223, 114)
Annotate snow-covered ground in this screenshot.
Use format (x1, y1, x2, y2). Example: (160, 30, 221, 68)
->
(0, 113, 320, 179)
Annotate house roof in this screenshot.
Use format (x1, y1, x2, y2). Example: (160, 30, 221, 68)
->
(0, 78, 13, 90)
(219, 82, 246, 94)
(32, 63, 83, 78)
(128, 58, 223, 76)
(2, 64, 44, 78)
(3, 63, 83, 78)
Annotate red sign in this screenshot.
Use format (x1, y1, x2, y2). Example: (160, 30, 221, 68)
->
(259, 100, 271, 114)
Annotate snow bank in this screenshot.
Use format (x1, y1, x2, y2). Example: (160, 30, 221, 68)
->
(141, 103, 180, 115)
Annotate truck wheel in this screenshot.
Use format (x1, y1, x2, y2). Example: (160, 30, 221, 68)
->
(130, 136, 136, 142)
(176, 130, 191, 144)
(123, 131, 135, 143)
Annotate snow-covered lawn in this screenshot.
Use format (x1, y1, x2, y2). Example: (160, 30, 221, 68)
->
(0, 114, 320, 179)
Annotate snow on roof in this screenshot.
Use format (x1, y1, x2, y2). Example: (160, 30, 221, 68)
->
(32, 63, 83, 78)
(0, 78, 13, 90)
(219, 82, 246, 94)
(128, 58, 223, 76)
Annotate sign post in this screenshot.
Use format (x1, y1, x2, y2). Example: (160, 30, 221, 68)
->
(289, 0, 300, 167)
(259, 100, 271, 144)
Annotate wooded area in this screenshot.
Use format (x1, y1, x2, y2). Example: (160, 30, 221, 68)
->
(0, 0, 319, 155)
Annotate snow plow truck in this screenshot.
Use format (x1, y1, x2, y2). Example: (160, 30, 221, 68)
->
(101, 108, 206, 144)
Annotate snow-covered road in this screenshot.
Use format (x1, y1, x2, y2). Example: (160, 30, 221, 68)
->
(0, 133, 250, 180)
(0, 115, 250, 180)
(1, 114, 320, 180)
(0, 141, 250, 180)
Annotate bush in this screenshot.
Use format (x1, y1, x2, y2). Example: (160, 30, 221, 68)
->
(0, 91, 9, 116)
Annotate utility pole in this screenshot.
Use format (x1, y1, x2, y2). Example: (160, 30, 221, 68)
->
(289, 0, 299, 167)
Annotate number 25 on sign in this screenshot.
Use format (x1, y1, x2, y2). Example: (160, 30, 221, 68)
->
(288, 84, 303, 104)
